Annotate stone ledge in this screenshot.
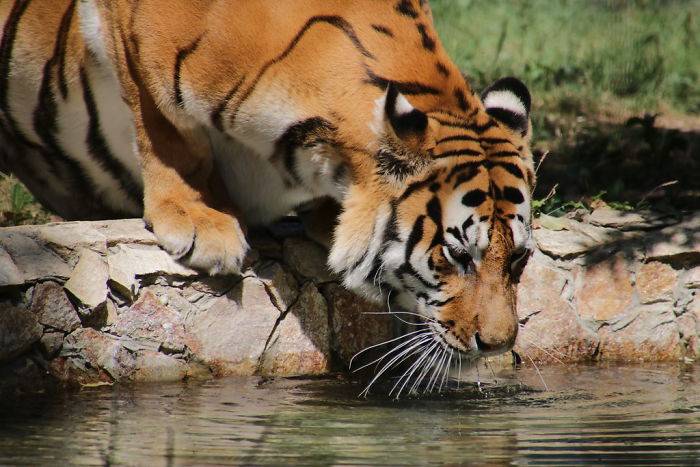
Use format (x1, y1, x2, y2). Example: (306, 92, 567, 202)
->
(1, 209, 698, 397)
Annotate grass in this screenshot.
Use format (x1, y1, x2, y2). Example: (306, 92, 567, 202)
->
(0, 174, 53, 227)
(432, 0, 700, 115)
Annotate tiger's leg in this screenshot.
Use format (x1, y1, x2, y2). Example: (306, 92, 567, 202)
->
(119, 56, 248, 274)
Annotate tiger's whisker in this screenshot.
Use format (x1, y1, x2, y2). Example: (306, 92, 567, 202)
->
(352, 331, 430, 373)
(525, 352, 549, 391)
(424, 347, 447, 394)
(349, 329, 428, 369)
(439, 348, 454, 393)
(359, 336, 432, 397)
(391, 341, 439, 399)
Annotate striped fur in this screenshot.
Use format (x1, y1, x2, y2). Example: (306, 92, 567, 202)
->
(0, 0, 535, 360)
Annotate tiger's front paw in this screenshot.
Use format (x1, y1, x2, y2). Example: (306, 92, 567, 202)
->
(146, 200, 249, 275)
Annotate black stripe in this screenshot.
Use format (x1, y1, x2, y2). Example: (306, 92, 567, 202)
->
(491, 161, 524, 179)
(453, 88, 468, 112)
(365, 68, 440, 96)
(489, 150, 520, 158)
(371, 24, 394, 37)
(452, 165, 480, 189)
(173, 35, 203, 108)
(416, 23, 435, 52)
(395, 0, 419, 18)
(480, 137, 512, 145)
(462, 189, 488, 207)
(405, 215, 425, 263)
(396, 262, 442, 291)
(446, 161, 480, 183)
(436, 134, 478, 145)
(426, 197, 443, 248)
(435, 61, 450, 77)
(434, 148, 482, 159)
(502, 186, 525, 204)
(55, 0, 75, 99)
(211, 75, 244, 131)
(80, 67, 143, 206)
(229, 16, 373, 126)
(432, 117, 497, 133)
(397, 173, 437, 201)
(0, 0, 34, 145)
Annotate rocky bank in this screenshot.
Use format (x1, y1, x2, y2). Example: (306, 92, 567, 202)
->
(1, 208, 698, 397)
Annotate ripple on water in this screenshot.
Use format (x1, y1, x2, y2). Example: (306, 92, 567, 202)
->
(1, 364, 700, 464)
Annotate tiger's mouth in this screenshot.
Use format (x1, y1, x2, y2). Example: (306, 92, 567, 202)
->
(414, 297, 480, 356)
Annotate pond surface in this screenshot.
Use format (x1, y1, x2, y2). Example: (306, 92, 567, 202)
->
(2, 364, 700, 465)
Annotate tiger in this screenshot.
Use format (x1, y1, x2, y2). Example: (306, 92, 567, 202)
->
(0, 0, 535, 378)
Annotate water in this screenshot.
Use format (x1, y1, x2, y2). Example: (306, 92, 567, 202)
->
(2, 364, 700, 465)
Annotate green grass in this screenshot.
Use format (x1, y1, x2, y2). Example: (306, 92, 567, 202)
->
(0, 174, 52, 227)
(432, 0, 700, 115)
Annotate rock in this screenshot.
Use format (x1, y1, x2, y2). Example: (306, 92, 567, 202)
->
(185, 277, 281, 376)
(32, 221, 107, 257)
(259, 282, 331, 376)
(107, 243, 198, 298)
(58, 328, 135, 381)
(514, 305, 599, 363)
(132, 351, 189, 382)
(39, 331, 64, 358)
(0, 245, 24, 286)
(30, 281, 81, 332)
(536, 214, 569, 231)
(636, 261, 678, 304)
(0, 306, 43, 363)
(322, 283, 393, 367)
(598, 304, 681, 361)
(684, 267, 700, 289)
(64, 249, 108, 309)
(283, 237, 335, 282)
(534, 228, 604, 259)
(588, 207, 676, 231)
(112, 291, 197, 355)
(0, 230, 71, 283)
(575, 254, 634, 321)
(517, 250, 569, 321)
(645, 214, 700, 266)
(252, 261, 298, 311)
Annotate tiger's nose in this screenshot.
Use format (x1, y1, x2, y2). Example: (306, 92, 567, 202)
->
(474, 331, 514, 354)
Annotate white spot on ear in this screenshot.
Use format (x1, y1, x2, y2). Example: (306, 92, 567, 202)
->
(484, 90, 527, 117)
(369, 88, 416, 137)
(394, 92, 415, 116)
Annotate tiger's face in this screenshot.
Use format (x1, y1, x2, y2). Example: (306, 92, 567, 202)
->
(330, 77, 534, 360)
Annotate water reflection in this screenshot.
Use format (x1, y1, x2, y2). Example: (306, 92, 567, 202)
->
(1, 364, 700, 464)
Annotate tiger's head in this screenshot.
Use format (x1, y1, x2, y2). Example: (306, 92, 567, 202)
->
(330, 77, 535, 360)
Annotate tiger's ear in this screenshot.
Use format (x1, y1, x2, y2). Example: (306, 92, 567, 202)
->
(481, 77, 531, 138)
(385, 83, 429, 143)
(374, 84, 434, 181)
